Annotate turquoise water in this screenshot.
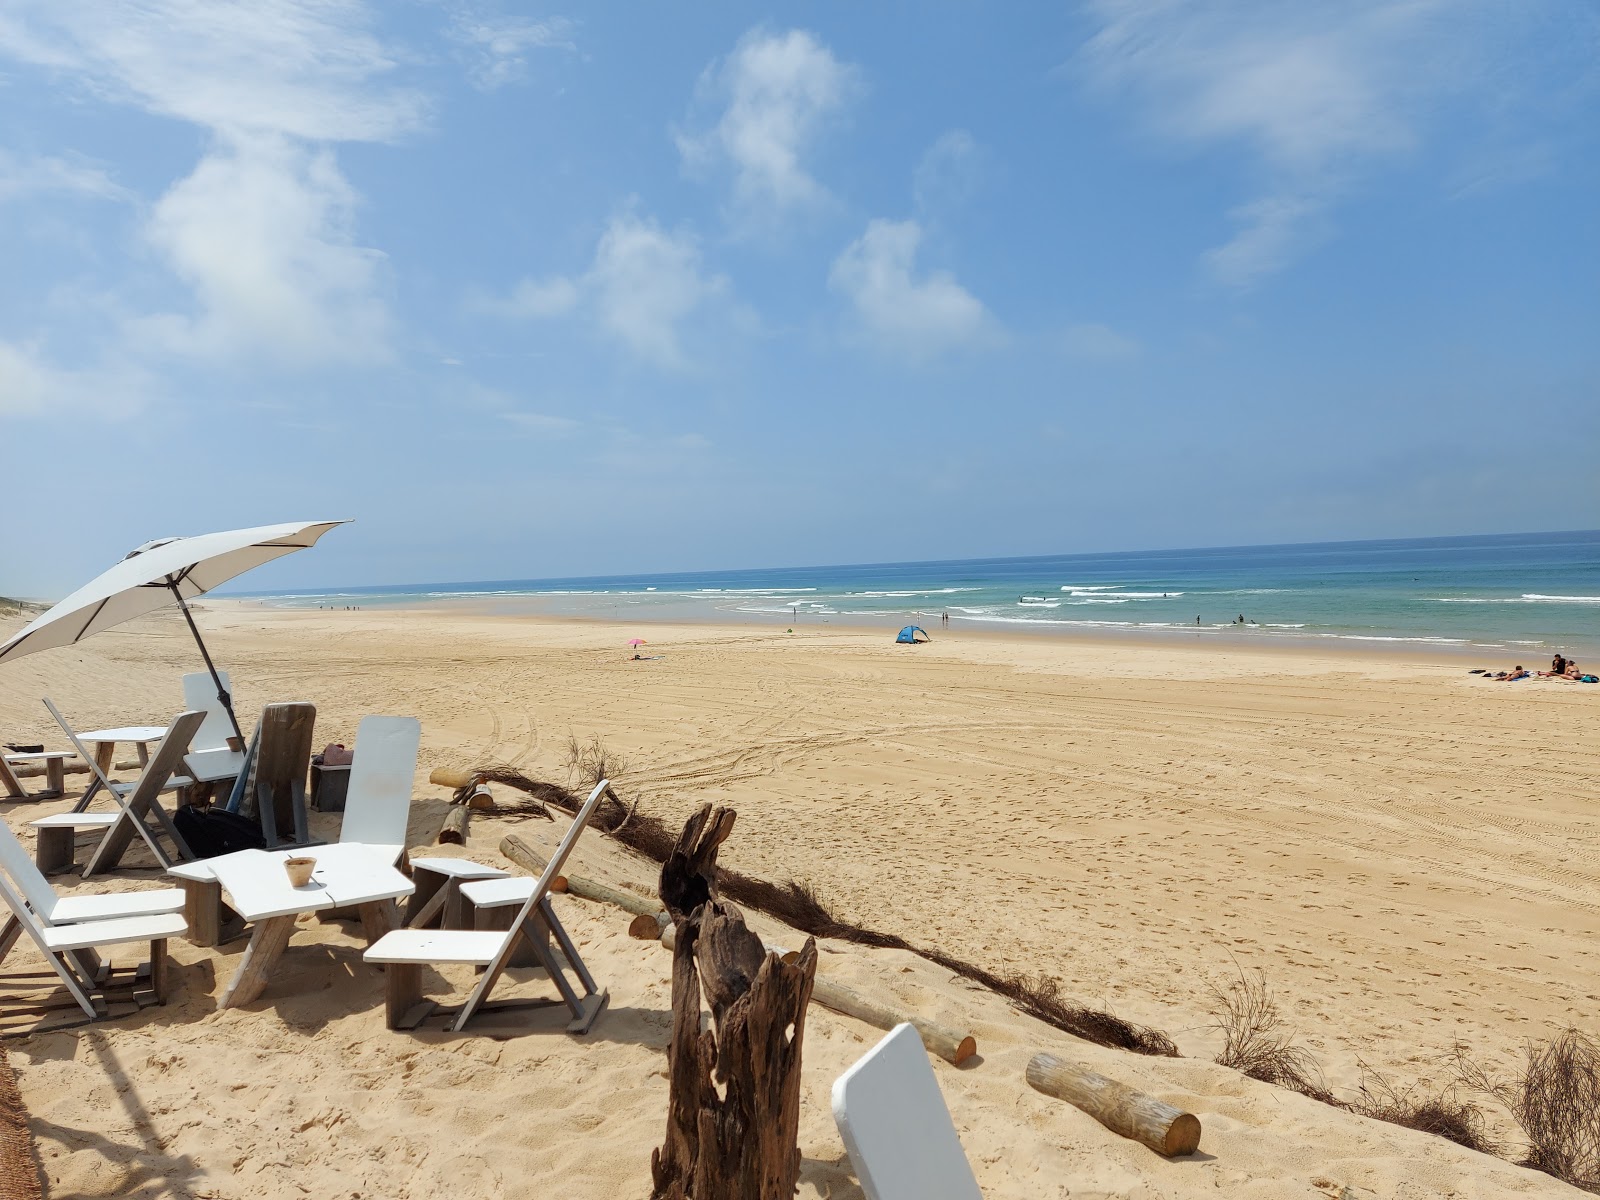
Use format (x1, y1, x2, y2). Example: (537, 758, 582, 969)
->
(246, 530, 1600, 657)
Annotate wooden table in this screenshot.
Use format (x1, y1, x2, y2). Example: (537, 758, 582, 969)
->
(206, 844, 413, 1008)
(72, 725, 168, 811)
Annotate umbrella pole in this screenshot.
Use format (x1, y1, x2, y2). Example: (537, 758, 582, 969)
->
(167, 582, 245, 742)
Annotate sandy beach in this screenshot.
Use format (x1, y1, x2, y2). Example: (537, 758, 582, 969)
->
(2, 601, 1597, 1198)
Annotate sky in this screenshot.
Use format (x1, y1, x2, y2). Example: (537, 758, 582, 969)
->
(1, 1, 1597, 598)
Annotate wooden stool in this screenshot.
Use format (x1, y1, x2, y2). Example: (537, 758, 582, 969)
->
(28, 813, 120, 874)
(4, 752, 75, 800)
(459, 877, 551, 969)
(403, 857, 508, 930)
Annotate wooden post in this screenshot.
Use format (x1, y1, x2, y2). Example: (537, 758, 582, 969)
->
(33, 827, 74, 876)
(180, 878, 224, 947)
(150, 939, 169, 1003)
(429, 767, 483, 790)
(650, 804, 818, 1200)
(658, 924, 976, 1066)
(1025, 1052, 1202, 1157)
(386, 963, 424, 1029)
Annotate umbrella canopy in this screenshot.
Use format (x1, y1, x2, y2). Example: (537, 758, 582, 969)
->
(0, 520, 349, 663)
(0, 519, 350, 738)
(629, 638, 647, 647)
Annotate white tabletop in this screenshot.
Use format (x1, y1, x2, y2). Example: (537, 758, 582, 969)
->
(77, 725, 167, 742)
(208, 844, 412, 922)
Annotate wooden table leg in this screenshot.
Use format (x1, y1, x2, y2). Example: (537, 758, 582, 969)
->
(181, 878, 224, 947)
(358, 899, 399, 945)
(43, 756, 66, 799)
(135, 741, 151, 767)
(386, 963, 428, 1029)
(151, 939, 169, 1003)
(35, 826, 75, 875)
(218, 915, 295, 1009)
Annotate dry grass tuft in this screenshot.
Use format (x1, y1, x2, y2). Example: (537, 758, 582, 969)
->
(1461, 1030, 1600, 1192)
(1001, 972, 1179, 1057)
(1353, 1062, 1500, 1154)
(565, 733, 629, 790)
(1208, 965, 1336, 1104)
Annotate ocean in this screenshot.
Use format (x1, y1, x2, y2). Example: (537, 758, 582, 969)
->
(244, 529, 1600, 658)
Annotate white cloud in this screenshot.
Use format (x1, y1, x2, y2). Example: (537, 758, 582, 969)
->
(0, 1, 422, 142)
(501, 410, 582, 435)
(677, 28, 857, 220)
(0, 339, 149, 417)
(829, 219, 987, 359)
(475, 276, 580, 319)
(1078, 0, 1503, 285)
(914, 130, 980, 213)
(133, 136, 389, 365)
(0, 1, 417, 381)
(1060, 322, 1140, 360)
(0, 150, 127, 203)
(447, 8, 575, 90)
(484, 213, 727, 369)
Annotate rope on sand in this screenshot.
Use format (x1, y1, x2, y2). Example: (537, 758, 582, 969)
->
(0, 1043, 42, 1200)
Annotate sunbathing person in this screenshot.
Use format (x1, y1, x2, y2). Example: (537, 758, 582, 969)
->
(1500, 665, 1529, 681)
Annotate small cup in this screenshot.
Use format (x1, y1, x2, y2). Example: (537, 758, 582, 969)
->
(284, 857, 316, 887)
(225, 736, 244, 753)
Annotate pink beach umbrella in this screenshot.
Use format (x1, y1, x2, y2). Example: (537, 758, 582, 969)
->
(629, 638, 647, 647)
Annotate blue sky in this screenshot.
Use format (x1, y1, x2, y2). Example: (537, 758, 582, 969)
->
(2, 1, 1596, 597)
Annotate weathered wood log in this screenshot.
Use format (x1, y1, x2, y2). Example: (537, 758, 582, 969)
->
(650, 805, 818, 1200)
(630, 911, 670, 939)
(1025, 1052, 1202, 1157)
(429, 767, 483, 790)
(9, 758, 138, 779)
(498, 834, 661, 917)
(658, 924, 974, 1066)
(438, 804, 471, 845)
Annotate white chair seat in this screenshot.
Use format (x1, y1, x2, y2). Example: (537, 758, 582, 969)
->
(30, 813, 120, 829)
(459, 876, 536, 909)
(366, 928, 508, 966)
(184, 747, 245, 784)
(49, 889, 185, 922)
(36, 911, 187, 952)
(408, 856, 507, 881)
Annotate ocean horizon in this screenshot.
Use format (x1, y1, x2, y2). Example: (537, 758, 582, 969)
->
(231, 529, 1600, 659)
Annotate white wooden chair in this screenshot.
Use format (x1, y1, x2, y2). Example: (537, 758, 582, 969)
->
(0, 868, 186, 1019)
(364, 779, 610, 1033)
(181, 670, 246, 787)
(338, 715, 421, 862)
(41, 703, 205, 876)
(0, 818, 183, 923)
(832, 1022, 983, 1200)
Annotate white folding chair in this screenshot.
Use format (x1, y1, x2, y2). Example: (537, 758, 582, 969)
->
(181, 671, 246, 788)
(364, 780, 610, 1033)
(0, 818, 183, 923)
(832, 1023, 983, 1200)
(41, 703, 205, 876)
(0, 869, 186, 1019)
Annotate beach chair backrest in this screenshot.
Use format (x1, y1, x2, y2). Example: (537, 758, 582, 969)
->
(0, 818, 58, 919)
(832, 1022, 983, 1200)
(340, 716, 421, 850)
(182, 670, 234, 753)
(43, 698, 121, 795)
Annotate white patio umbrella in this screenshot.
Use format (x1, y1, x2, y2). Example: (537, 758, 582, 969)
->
(0, 519, 350, 740)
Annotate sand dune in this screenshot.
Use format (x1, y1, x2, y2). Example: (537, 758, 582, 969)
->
(0, 604, 1595, 1197)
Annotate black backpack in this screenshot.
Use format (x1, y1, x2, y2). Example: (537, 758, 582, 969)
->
(175, 805, 267, 858)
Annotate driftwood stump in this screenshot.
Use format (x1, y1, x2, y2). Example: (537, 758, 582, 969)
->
(650, 805, 818, 1200)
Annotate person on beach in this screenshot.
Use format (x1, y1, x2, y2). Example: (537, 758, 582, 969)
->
(1543, 653, 1567, 676)
(1494, 665, 1529, 681)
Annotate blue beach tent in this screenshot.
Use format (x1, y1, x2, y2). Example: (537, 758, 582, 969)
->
(895, 625, 930, 644)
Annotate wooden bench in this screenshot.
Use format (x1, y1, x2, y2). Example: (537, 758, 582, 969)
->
(27, 813, 121, 875)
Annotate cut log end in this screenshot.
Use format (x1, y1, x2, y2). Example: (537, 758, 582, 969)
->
(952, 1035, 977, 1066)
(437, 805, 471, 845)
(1163, 1112, 1203, 1157)
(629, 912, 665, 940)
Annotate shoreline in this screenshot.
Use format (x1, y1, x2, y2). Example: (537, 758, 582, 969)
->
(209, 594, 1600, 667)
